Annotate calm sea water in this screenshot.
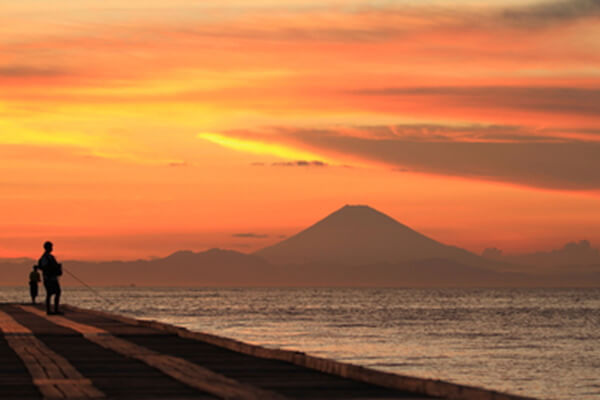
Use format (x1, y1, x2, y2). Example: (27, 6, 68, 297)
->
(1, 287, 599, 400)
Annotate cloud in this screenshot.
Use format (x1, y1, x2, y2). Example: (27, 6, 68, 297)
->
(198, 132, 327, 162)
(232, 233, 269, 239)
(507, 239, 600, 267)
(251, 160, 328, 167)
(278, 123, 593, 143)
(355, 86, 600, 116)
(500, 0, 600, 26)
(349, 123, 563, 142)
(302, 135, 600, 190)
(228, 124, 600, 190)
(162, 1, 600, 45)
(151, 1, 600, 45)
(171, 23, 408, 43)
(271, 160, 327, 167)
(0, 66, 67, 78)
(168, 161, 188, 167)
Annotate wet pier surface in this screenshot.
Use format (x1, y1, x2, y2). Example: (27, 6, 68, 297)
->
(0, 303, 534, 400)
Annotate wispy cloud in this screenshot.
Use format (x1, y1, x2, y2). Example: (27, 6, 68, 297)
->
(252, 160, 328, 167)
(271, 160, 327, 167)
(500, 0, 600, 26)
(355, 86, 600, 116)
(198, 132, 330, 162)
(0, 66, 67, 78)
(225, 124, 600, 190)
(232, 233, 269, 239)
(138, 1, 600, 44)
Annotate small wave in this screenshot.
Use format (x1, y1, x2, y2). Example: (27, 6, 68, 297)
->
(426, 332, 504, 339)
(337, 356, 382, 361)
(329, 323, 376, 328)
(580, 391, 600, 397)
(369, 362, 426, 368)
(484, 344, 546, 350)
(404, 355, 451, 360)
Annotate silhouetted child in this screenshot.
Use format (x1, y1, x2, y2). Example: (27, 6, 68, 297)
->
(38, 241, 63, 315)
(28, 266, 40, 304)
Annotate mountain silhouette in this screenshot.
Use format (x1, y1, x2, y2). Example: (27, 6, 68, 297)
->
(0, 249, 279, 286)
(494, 240, 600, 269)
(1, 205, 598, 287)
(255, 205, 486, 267)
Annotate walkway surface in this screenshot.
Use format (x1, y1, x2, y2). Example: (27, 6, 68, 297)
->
(0, 303, 435, 400)
(0, 303, 535, 400)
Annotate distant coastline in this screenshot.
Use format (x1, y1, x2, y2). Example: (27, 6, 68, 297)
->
(2, 205, 598, 287)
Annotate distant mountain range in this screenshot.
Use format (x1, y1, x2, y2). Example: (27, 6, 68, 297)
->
(255, 205, 490, 267)
(483, 240, 600, 270)
(1, 205, 599, 287)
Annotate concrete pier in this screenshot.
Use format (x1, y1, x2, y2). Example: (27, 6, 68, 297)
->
(0, 303, 537, 400)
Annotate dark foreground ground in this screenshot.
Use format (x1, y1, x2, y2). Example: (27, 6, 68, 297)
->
(0, 303, 535, 400)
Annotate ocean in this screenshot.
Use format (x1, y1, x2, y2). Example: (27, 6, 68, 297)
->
(1, 287, 598, 400)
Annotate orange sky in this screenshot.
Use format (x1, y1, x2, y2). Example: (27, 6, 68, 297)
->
(1, 0, 600, 260)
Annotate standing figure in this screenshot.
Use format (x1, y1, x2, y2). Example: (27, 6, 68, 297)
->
(28, 266, 41, 304)
(38, 241, 63, 315)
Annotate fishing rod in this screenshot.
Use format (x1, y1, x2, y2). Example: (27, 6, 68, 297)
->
(63, 267, 116, 307)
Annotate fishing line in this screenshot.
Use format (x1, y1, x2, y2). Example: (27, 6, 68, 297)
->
(63, 267, 116, 307)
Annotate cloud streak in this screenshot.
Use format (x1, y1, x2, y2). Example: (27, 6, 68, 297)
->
(355, 86, 600, 116)
(0, 66, 67, 78)
(501, 0, 600, 26)
(232, 233, 269, 239)
(271, 160, 327, 167)
(227, 125, 600, 190)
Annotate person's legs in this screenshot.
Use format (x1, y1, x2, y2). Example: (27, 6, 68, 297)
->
(54, 284, 62, 314)
(44, 281, 55, 314)
(29, 284, 35, 304)
(45, 293, 52, 314)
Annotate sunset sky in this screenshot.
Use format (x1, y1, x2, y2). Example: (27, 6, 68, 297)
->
(2, 0, 600, 260)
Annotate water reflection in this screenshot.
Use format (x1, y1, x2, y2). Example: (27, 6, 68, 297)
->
(1, 287, 598, 400)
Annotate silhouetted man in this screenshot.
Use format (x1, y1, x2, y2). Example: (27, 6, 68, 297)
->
(28, 266, 41, 304)
(38, 241, 63, 315)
